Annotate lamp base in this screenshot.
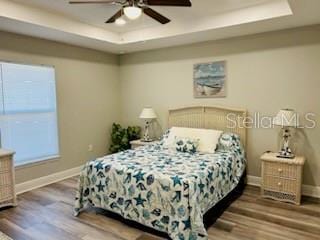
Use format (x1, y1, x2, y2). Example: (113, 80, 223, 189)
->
(277, 154, 295, 159)
(142, 120, 153, 143)
(278, 127, 295, 159)
(277, 152, 295, 159)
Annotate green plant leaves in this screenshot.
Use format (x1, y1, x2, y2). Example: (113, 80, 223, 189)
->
(109, 123, 141, 153)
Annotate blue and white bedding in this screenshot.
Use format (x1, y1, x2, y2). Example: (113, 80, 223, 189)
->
(74, 133, 246, 240)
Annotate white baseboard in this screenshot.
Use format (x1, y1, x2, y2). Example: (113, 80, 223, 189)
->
(16, 165, 82, 195)
(247, 175, 320, 198)
(301, 184, 320, 199)
(247, 175, 262, 187)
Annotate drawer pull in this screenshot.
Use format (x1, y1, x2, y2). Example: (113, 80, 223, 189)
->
(278, 182, 282, 186)
(278, 168, 283, 173)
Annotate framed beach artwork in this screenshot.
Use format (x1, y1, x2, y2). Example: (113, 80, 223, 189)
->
(193, 61, 226, 98)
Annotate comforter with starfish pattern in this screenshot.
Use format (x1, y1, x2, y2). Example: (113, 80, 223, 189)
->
(74, 135, 245, 240)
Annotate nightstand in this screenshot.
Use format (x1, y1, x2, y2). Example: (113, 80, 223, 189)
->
(0, 149, 16, 208)
(261, 152, 305, 205)
(130, 139, 159, 149)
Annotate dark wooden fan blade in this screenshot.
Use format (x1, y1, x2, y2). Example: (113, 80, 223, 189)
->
(144, 7, 170, 24)
(145, 0, 192, 7)
(105, 9, 123, 23)
(69, 0, 115, 3)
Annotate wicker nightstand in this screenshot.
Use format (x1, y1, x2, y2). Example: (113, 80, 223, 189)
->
(0, 149, 16, 208)
(261, 152, 305, 205)
(130, 139, 159, 149)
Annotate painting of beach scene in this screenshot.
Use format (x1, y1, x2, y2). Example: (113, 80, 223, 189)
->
(194, 61, 226, 98)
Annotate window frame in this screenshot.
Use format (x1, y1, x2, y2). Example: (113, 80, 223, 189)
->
(0, 60, 61, 168)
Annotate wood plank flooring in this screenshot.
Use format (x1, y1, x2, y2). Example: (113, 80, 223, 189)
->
(0, 177, 319, 240)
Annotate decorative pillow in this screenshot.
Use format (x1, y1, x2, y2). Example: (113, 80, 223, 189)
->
(217, 132, 241, 152)
(159, 128, 171, 145)
(175, 137, 199, 153)
(162, 127, 223, 153)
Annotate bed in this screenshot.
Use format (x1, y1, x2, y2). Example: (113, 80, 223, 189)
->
(74, 106, 247, 240)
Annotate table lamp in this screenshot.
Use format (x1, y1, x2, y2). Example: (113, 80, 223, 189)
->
(273, 109, 298, 159)
(139, 107, 157, 142)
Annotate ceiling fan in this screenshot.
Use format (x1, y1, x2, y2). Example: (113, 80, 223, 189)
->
(69, 0, 192, 25)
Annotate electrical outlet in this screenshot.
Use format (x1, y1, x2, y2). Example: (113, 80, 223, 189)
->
(88, 144, 93, 152)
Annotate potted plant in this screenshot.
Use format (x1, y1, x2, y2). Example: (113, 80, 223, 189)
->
(109, 123, 141, 153)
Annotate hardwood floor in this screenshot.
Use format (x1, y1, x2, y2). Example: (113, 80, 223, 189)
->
(0, 177, 319, 240)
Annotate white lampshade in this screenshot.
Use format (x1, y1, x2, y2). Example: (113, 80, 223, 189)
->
(273, 109, 298, 127)
(124, 6, 142, 20)
(139, 107, 157, 120)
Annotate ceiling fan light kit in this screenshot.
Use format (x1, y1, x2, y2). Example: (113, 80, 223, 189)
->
(115, 17, 127, 25)
(69, 0, 192, 25)
(124, 6, 142, 20)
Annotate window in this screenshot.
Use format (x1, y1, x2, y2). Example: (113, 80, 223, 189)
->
(0, 62, 59, 166)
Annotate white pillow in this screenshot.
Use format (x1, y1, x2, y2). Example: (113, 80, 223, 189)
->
(163, 127, 223, 153)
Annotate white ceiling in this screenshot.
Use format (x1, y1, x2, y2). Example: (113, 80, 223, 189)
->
(0, 0, 320, 54)
(10, 0, 272, 33)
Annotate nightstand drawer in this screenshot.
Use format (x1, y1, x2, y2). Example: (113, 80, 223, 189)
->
(261, 153, 305, 205)
(263, 176, 298, 194)
(0, 172, 11, 186)
(263, 161, 297, 179)
(0, 150, 16, 208)
(0, 185, 14, 201)
(0, 157, 12, 173)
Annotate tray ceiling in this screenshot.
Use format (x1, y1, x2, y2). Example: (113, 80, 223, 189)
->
(0, 0, 320, 53)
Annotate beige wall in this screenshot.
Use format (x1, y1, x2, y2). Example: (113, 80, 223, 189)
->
(120, 25, 320, 187)
(0, 31, 120, 184)
(2, 25, 320, 187)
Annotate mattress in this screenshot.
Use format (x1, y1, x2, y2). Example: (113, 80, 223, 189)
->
(74, 137, 246, 240)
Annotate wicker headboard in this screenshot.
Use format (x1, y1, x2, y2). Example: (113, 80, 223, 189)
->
(168, 106, 247, 148)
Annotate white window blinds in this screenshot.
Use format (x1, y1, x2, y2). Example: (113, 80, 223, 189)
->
(0, 62, 59, 166)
